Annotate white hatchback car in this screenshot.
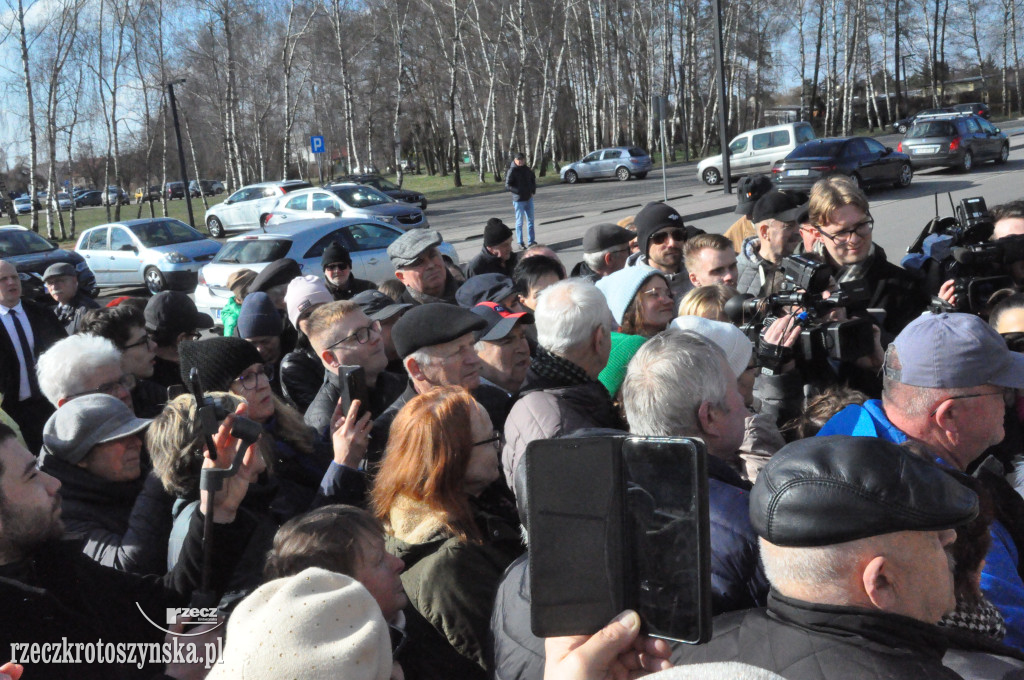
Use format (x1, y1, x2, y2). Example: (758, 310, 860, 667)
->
(260, 184, 428, 230)
(194, 217, 457, 321)
(204, 180, 312, 237)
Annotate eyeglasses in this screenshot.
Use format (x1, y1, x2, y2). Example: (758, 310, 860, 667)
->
(649, 229, 687, 246)
(68, 373, 136, 400)
(929, 387, 1013, 417)
(122, 333, 154, 350)
(473, 431, 502, 453)
(327, 320, 382, 349)
(814, 217, 874, 244)
(234, 364, 273, 390)
(640, 286, 673, 301)
(325, 262, 351, 271)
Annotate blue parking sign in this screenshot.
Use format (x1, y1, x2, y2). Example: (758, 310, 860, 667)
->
(310, 135, 325, 154)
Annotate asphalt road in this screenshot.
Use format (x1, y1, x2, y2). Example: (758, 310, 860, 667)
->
(97, 119, 1024, 303)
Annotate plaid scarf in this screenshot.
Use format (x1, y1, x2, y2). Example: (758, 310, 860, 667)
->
(531, 346, 592, 387)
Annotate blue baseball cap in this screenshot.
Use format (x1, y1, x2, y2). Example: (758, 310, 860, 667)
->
(888, 312, 1024, 389)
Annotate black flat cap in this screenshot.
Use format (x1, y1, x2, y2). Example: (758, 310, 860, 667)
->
(455, 273, 515, 308)
(249, 258, 302, 294)
(392, 303, 486, 359)
(145, 291, 214, 334)
(352, 289, 412, 322)
(582, 223, 634, 254)
(751, 435, 978, 547)
(734, 175, 774, 217)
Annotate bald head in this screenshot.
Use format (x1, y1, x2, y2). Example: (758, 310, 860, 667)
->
(0, 260, 22, 308)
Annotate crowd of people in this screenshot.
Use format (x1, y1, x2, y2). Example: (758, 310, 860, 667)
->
(2, 176, 1024, 680)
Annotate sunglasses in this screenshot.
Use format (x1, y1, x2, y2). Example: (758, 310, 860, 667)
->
(649, 229, 687, 245)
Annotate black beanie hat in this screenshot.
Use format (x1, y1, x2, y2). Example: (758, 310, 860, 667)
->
(633, 202, 705, 256)
(321, 241, 352, 269)
(179, 337, 264, 393)
(484, 218, 514, 247)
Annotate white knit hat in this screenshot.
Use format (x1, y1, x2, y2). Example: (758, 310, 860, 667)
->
(595, 265, 663, 325)
(284, 275, 334, 329)
(208, 567, 392, 680)
(670, 315, 753, 378)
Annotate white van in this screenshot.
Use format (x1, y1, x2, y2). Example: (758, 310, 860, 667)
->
(697, 122, 816, 185)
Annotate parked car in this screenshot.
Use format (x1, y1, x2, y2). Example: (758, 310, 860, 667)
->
(75, 191, 103, 207)
(261, 184, 428, 230)
(165, 182, 186, 200)
(897, 112, 1009, 172)
(697, 122, 816, 185)
(341, 174, 428, 209)
(104, 187, 130, 206)
(772, 137, 913, 191)
(952, 102, 990, 119)
(75, 218, 221, 295)
(72, 187, 89, 198)
(13, 197, 35, 214)
(204, 180, 312, 237)
(193, 218, 458, 321)
(891, 108, 953, 135)
(189, 179, 223, 197)
(560, 147, 653, 184)
(49, 192, 73, 211)
(135, 186, 162, 203)
(0, 226, 97, 302)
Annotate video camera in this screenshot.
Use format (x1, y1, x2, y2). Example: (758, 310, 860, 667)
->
(724, 254, 875, 367)
(904, 196, 1024, 313)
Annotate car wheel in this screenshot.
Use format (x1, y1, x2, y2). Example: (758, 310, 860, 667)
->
(997, 144, 1010, 164)
(207, 216, 224, 238)
(564, 170, 578, 184)
(616, 166, 631, 181)
(895, 163, 913, 188)
(960, 150, 973, 173)
(635, 172, 648, 179)
(897, 123, 908, 134)
(144, 267, 166, 295)
(702, 167, 722, 185)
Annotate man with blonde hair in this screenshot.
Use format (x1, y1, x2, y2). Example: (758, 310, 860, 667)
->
(684, 233, 739, 289)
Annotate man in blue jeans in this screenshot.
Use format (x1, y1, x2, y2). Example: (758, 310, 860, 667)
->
(505, 153, 537, 248)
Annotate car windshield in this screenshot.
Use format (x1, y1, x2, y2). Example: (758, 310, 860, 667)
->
(908, 122, 956, 138)
(129, 219, 204, 247)
(0, 229, 55, 256)
(331, 185, 392, 207)
(215, 239, 292, 264)
(788, 141, 844, 158)
(14, 198, 29, 205)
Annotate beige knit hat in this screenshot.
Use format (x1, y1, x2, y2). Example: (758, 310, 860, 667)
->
(208, 567, 392, 680)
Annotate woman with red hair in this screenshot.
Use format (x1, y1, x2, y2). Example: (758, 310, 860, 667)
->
(371, 385, 523, 677)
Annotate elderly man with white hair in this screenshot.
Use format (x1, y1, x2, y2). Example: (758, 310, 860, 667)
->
(622, 330, 768, 613)
(36, 333, 135, 412)
(502, 279, 623, 490)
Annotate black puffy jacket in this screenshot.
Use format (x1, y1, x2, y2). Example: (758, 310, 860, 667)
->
(280, 336, 325, 414)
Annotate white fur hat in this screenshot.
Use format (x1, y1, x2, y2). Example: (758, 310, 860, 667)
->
(670, 315, 753, 378)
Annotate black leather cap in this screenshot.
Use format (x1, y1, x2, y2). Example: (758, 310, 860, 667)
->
(751, 436, 978, 547)
(391, 303, 486, 359)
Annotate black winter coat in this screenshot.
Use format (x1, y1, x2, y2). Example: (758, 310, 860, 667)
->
(466, 247, 515, 278)
(38, 452, 173, 575)
(327, 275, 376, 301)
(280, 335, 325, 414)
(669, 591, 1018, 680)
(505, 164, 537, 202)
(833, 244, 930, 341)
(53, 290, 100, 334)
(306, 369, 408, 442)
(0, 509, 253, 680)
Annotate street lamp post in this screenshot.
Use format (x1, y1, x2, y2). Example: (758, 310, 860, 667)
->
(711, 0, 731, 193)
(901, 53, 915, 112)
(166, 78, 196, 230)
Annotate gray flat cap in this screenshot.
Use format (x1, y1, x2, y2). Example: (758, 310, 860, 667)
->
(42, 262, 76, 280)
(387, 229, 443, 268)
(43, 393, 151, 464)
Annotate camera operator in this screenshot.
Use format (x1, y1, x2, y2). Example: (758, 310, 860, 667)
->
(730, 254, 885, 427)
(807, 176, 930, 338)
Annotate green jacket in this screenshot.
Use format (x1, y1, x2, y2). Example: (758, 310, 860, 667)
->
(386, 496, 524, 674)
(221, 297, 241, 337)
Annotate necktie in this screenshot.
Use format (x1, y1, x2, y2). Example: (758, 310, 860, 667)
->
(10, 311, 40, 399)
